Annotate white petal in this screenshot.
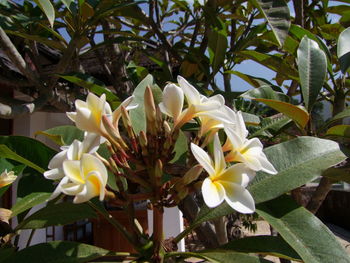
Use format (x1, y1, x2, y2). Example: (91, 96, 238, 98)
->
(190, 143, 215, 176)
(161, 83, 184, 121)
(178, 76, 200, 105)
(67, 140, 81, 160)
(79, 133, 101, 157)
(61, 182, 84, 196)
(63, 160, 84, 184)
(236, 111, 249, 138)
(49, 176, 69, 200)
(202, 178, 225, 208)
(209, 94, 225, 106)
(221, 182, 255, 214)
(73, 186, 93, 203)
(257, 152, 278, 174)
(193, 100, 222, 113)
(81, 154, 108, 185)
(213, 134, 226, 173)
(75, 107, 99, 133)
(219, 163, 255, 187)
(48, 150, 68, 169)
(44, 168, 64, 180)
(66, 112, 77, 122)
(224, 124, 244, 149)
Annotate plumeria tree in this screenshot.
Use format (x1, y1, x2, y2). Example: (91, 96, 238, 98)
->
(1, 0, 350, 263)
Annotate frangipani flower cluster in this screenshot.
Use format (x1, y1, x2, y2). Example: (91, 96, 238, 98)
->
(44, 76, 276, 214)
(160, 76, 277, 213)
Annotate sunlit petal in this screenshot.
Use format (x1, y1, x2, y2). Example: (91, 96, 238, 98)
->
(257, 152, 278, 174)
(178, 75, 200, 105)
(190, 143, 215, 176)
(202, 178, 225, 208)
(219, 163, 255, 187)
(63, 160, 84, 184)
(213, 134, 226, 174)
(67, 140, 81, 160)
(48, 150, 68, 169)
(221, 182, 255, 214)
(160, 83, 184, 121)
(81, 154, 108, 185)
(44, 168, 64, 180)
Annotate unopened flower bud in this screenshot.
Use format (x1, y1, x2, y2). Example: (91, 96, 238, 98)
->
(102, 115, 128, 149)
(144, 86, 157, 135)
(155, 159, 163, 180)
(182, 164, 203, 185)
(163, 121, 171, 137)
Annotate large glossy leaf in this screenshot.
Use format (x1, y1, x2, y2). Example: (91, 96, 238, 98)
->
(129, 74, 155, 134)
(0, 136, 56, 171)
(11, 192, 51, 218)
(297, 36, 327, 111)
(337, 27, 350, 73)
(36, 125, 84, 146)
(0, 248, 15, 263)
(177, 137, 347, 237)
(257, 195, 350, 263)
(249, 136, 347, 203)
(33, 0, 55, 27)
(17, 202, 96, 230)
(322, 165, 350, 184)
(220, 236, 301, 261)
(253, 99, 309, 128)
(208, 20, 227, 74)
(166, 251, 273, 263)
(238, 50, 298, 80)
(249, 0, 290, 46)
(240, 85, 290, 102)
(250, 114, 292, 138)
(5, 241, 110, 263)
(59, 73, 120, 109)
(0, 145, 45, 173)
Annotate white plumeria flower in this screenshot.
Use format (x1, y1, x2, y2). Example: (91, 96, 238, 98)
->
(67, 93, 112, 135)
(44, 133, 102, 200)
(223, 119, 277, 175)
(44, 133, 101, 180)
(191, 134, 255, 213)
(60, 154, 108, 203)
(159, 76, 225, 129)
(0, 170, 17, 188)
(112, 95, 138, 130)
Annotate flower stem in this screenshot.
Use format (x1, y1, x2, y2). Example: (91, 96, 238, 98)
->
(152, 206, 164, 263)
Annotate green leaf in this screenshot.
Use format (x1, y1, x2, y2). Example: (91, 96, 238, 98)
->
(238, 50, 298, 80)
(240, 85, 290, 102)
(0, 145, 45, 173)
(250, 0, 290, 46)
(166, 251, 273, 263)
(0, 136, 56, 171)
(33, 0, 55, 27)
(322, 165, 350, 184)
(324, 107, 350, 128)
(17, 202, 96, 230)
(326, 125, 350, 139)
(297, 36, 327, 111)
(256, 195, 350, 263)
(36, 125, 84, 146)
(5, 241, 110, 263)
(170, 130, 188, 164)
(129, 74, 155, 134)
(59, 73, 120, 109)
(337, 27, 350, 73)
(11, 192, 51, 218)
(228, 70, 275, 88)
(249, 136, 347, 204)
(208, 20, 228, 74)
(250, 114, 292, 138)
(220, 235, 301, 262)
(241, 112, 261, 126)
